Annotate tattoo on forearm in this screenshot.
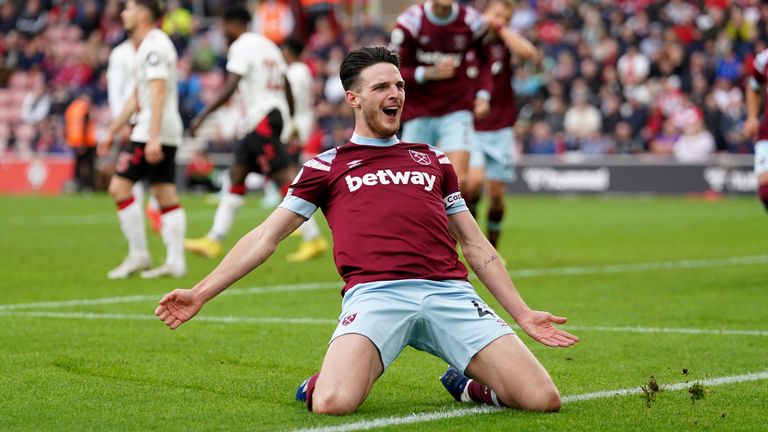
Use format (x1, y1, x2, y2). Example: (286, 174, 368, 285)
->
(472, 255, 498, 272)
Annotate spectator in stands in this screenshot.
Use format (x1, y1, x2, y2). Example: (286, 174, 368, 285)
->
(20, 81, 51, 126)
(613, 121, 645, 154)
(564, 90, 601, 151)
(527, 121, 558, 155)
(252, 0, 294, 45)
(0, 0, 18, 34)
(17, 35, 46, 71)
(15, 0, 48, 38)
(162, 0, 193, 53)
(673, 107, 716, 163)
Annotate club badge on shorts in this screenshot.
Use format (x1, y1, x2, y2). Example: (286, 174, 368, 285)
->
(341, 312, 357, 326)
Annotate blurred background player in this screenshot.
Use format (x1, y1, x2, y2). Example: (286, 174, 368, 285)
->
(465, 0, 538, 250)
(744, 47, 768, 213)
(184, 5, 328, 261)
(390, 0, 493, 192)
(98, 0, 187, 279)
(107, 32, 163, 234)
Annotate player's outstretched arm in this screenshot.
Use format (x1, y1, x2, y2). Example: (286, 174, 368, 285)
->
(448, 211, 579, 347)
(155, 208, 306, 329)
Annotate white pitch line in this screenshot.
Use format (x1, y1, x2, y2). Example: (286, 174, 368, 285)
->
(0, 311, 338, 325)
(1, 311, 766, 338)
(292, 371, 768, 432)
(1, 254, 765, 312)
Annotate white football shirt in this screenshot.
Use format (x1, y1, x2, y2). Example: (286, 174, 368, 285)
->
(227, 32, 290, 141)
(106, 39, 136, 119)
(286, 61, 314, 143)
(131, 29, 183, 146)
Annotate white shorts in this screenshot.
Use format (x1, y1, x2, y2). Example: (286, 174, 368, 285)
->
(755, 140, 768, 175)
(331, 279, 514, 373)
(401, 110, 476, 154)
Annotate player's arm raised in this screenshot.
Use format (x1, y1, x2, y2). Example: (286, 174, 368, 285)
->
(447, 211, 579, 347)
(155, 208, 306, 329)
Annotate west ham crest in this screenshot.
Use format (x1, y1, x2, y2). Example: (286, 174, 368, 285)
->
(409, 150, 431, 165)
(341, 312, 357, 326)
(454, 34, 467, 50)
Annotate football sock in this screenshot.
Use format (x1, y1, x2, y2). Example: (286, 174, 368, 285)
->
(160, 204, 186, 266)
(148, 195, 160, 211)
(303, 372, 320, 412)
(300, 217, 321, 241)
(208, 186, 245, 241)
(487, 206, 504, 248)
(116, 196, 148, 257)
(465, 380, 507, 408)
(759, 184, 768, 212)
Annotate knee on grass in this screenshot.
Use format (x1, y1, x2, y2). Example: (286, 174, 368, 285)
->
(311, 389, 361, 415)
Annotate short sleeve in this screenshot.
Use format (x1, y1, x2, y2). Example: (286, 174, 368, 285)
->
(226, 39, 249, 76)
(278, 159, 330, 219)
(143, 42, 169, 81)
(439, 156, 469, 215)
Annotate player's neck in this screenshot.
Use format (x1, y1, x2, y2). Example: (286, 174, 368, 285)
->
(131, 24, 153, 46)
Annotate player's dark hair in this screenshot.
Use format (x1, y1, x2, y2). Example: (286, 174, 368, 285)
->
(223, 4, 252, 25)
(135, 0, 163, 21)
(339, 46, 400, 91)
(282, 36, 305, 58)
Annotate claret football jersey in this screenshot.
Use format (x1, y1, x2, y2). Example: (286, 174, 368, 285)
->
(280, 133, 470, 293)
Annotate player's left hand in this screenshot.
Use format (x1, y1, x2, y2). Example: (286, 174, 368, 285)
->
(474, 97, 490, 120)
(145, 139, 164, 164)
(516, 310, 579, 347)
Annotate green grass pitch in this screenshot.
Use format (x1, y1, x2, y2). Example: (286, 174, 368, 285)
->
(1, 194, 766, 431)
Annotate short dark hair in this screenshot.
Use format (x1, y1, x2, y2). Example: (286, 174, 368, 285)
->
(223, 4, 251, 25)
(135, 0, 163, 21)
(339, 46, 400, 91)
(282, 36, 305, 58)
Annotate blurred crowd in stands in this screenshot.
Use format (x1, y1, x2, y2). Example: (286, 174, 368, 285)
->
(0, 0, 766, 165)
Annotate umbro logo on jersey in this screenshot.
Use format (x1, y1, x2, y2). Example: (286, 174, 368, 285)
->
(347, 159, 364, 169)
(345, 170, 436, 192)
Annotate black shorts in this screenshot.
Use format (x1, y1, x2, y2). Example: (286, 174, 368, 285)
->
(115, 141, 177, 184)
(234, 109, 291, 176)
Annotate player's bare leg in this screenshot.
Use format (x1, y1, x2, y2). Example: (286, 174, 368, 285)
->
(273, 165, 329, 262)
(298, 334, 383, 414)
(465, 165, 485, 218)
(443, 334, 560, 411)
(141, 183, 186, 278)
(107, 176, 151, 279)
(758, 172, 768, 212)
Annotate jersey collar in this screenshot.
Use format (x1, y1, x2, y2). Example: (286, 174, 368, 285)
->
(425, 1, 459, 26)
(350, 132, 400, 147)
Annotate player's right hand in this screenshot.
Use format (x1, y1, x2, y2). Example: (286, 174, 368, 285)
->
(97, 131, 114, 157)
(427, 58, 456, 81)
(744, 117, 759, 139)
(155, 289, 204, 330)
(189, 115, 204, 137)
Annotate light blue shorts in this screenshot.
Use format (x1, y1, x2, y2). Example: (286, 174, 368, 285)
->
(401, 110, 475, 153)
(470, 127, 517, 183)
(755, 140, 768, 175)
(330, 279, 515, 374)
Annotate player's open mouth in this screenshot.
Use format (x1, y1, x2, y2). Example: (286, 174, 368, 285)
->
(382, 106, 399, 119)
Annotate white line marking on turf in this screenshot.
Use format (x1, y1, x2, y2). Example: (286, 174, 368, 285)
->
(0, 282, 342, 311)
(0, 311, 338, 325)
(1, 311, 766, 337)
(292, 371, 768, 432)
(1, 254, 766, 312)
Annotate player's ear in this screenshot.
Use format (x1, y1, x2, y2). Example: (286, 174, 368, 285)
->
(345, 90, 361, 108)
